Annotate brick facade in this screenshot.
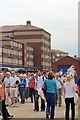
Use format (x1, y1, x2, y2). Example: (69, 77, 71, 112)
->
(52, 56, 80, 77)
(0, 21, 51, 71)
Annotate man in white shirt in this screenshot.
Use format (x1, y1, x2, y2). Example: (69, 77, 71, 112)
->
(9, 71, 20, 107)
(55, 73, 63, 107)
(34, 70, 46, 111)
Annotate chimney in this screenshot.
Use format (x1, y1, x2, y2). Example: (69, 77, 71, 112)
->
(74, 55, 77, 57)
(26, 21, 31, 25)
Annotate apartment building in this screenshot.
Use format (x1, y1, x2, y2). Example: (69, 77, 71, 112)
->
(0, 21, 51, 71)
(1, 37, 23, 67)
(23, 43, 34, 67)
(51, 49, 68, 63)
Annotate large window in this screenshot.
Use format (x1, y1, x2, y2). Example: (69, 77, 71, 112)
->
(0, 47, 2, 62)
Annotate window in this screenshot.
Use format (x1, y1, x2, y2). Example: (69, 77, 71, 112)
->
(8, 54, 14, 58)
(19, 60, 22, 65)
(8, 54, 10, 58)
(0, 47, 2, 62)
(3, 58, 8, 63)
(8, 58, 10, 63)
(20, 52, 22, 56)
(15, 43, 18, 47)
(18, 47, 20, 51)
(8, 49, 10, 54)
(20, 44, 22, 48)
(0, 52, 2, 57)
(0, 57, 2, 62)
(56, 53, 60, 57)
(53, 55, 55, 59)
(0, 47, 2, 53)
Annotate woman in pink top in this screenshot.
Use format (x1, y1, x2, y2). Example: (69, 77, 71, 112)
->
(28, 73, 36, 103)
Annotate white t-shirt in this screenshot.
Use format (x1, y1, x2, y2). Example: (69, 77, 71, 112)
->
(36, 75, 44, 91)
(26, 77, 31, 87)
(64, 82, 75, 98)
(56, 77, 63, 89)
(9, 76, 20, 87)
(4, 77, 11, 87)
(70, 77, 75, 83)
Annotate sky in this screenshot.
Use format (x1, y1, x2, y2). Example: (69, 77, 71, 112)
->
(0, 0, 79, 56)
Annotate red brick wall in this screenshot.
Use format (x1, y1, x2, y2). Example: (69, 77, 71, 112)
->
(52, 56, 79, 76)
(15, 34, 43, 39)
(22, 44, 26, 66)
(28, 42, 43, 68)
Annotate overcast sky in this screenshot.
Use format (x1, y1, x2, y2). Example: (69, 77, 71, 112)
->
(0, 0, 79, 56)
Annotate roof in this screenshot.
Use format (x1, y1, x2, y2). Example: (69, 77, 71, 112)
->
(51, 49, 68, 54)
(52, 55, 80, 64)
(0, 25, 42, 32)
(0, 23, 51, 35)
(73, 57, 80, 61)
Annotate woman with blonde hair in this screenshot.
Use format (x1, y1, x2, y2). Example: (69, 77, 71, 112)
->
(64, 74, 75, 120)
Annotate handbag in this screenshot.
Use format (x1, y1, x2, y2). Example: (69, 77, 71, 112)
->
(38, 89, 46, 101)
(42, 81, 46, 93)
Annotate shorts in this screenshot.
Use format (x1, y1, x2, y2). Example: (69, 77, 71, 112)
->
(10, 87, 18, 97)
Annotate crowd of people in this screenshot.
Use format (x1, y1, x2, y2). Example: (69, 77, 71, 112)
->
(0, 67, 80, 120)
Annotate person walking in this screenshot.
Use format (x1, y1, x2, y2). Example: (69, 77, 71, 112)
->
(77, 77, 80, 120)
(3, 72, 11, 106)
(19, 74, 26, 104)
(55, 73, 63, 107)
(77, 77, 80, 96)
(0, 68, 13, 120)
(28, 73, 36, 103)
(9, 71, 20, 107)
(34, 70, 45, 111)
(42, 71, 58, 119)
(63, 74, 75, 120)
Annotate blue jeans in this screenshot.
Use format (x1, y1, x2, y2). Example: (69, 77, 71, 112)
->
(19, 88, 26, 102)
(46, 92, 56, 118)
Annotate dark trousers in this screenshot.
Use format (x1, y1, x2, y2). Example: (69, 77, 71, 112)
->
(58, 88, 62, 106)
(34, 90, 45, 111)
(56, 88, 62, 106)
(29, 88, 35, 102)
(25, 87, 29, 100)
(19, 88, 26, 102)
(2, 100, 10, 119)
(65, 97, 75, 120)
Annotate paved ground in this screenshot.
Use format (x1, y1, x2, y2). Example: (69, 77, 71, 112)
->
(5, 98, 78, 119)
